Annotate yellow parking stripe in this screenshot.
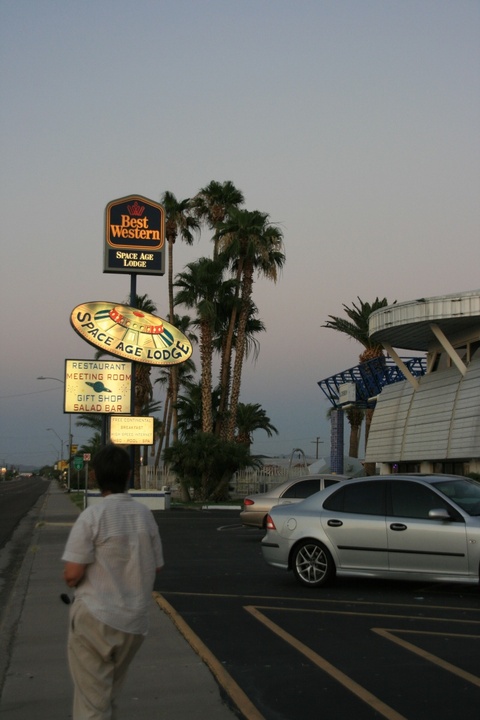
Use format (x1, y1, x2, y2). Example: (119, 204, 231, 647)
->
(246, 605, 408, 720)
(154, 593, 266, 720)
(373, 627, 480, 687)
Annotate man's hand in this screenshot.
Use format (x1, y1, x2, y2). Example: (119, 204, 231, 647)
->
(63, 562, 87, 588)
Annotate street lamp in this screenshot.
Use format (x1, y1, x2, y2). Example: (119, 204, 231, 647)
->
(47, 428, 63, 460)
(37, 376, 72, 491)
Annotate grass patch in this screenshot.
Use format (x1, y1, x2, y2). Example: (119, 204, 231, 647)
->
(69, 492, 85, 510)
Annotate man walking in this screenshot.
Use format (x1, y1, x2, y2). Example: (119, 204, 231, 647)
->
(62, 444, 164, 719)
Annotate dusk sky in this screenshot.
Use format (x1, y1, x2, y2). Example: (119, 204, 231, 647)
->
(1, 1, 479, 469)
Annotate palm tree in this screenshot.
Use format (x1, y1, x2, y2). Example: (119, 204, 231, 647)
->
(192, 180, 244, 258)
(175, 380, 221, 440)
(192, 182, 246, 427)
(323, 298, 388, 362)
(235, 402, 278, 449)
(75, 413, 102, 436)
(217, 208, 285, 440)
(130, 294, 158, 418)
(345, 406, 365, 458)
(322, 297, 393, 472)
(212, 296, 266, 437)
(175, 257, 236, 433)
(93, 293, 158, 487)
(160, 191, 200, 444)
(161, 191, 200, 324)
(153, 315, 196, 468)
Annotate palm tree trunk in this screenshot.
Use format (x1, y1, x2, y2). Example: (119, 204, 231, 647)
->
(217, 264, 243, 437)
(226, 270, 253, 440)
(364, 408, 376, 475)
(200, 322, 214, 433)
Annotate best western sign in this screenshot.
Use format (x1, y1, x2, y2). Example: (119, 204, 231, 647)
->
(104, 195, 165, 275)
(64, 359, 132, 414)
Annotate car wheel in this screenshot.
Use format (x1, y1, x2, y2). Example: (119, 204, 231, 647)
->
(292, 540, 335, 588)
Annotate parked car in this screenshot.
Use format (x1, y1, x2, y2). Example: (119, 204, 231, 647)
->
(240, 474, 351, 528)
(261, 474, 480, 588)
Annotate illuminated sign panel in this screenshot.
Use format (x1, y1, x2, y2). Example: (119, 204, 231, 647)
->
(64, 359, 132, 414)
(110, 416, 154, 445)
(104, 195, 165, 275)
(70, 302, 193, 366)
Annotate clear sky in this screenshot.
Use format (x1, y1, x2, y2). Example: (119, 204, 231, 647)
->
(1, 0, 479, 469)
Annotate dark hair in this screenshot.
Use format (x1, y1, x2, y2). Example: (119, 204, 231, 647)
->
(91, 444, 131, 493)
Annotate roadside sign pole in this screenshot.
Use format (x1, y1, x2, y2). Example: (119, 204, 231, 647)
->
(129, 272, 137, 489)
(84, 462, 89, 509)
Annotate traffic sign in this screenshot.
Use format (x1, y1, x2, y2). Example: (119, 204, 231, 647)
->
(73, 456, 84, 470)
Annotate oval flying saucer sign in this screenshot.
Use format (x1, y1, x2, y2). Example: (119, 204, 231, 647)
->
(70, 301, 193, 366)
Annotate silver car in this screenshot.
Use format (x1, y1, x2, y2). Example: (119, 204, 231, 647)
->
(240, 474, 351, 529)
(261, 474, 480, 588)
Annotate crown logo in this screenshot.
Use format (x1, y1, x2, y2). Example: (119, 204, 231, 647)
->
(127, 201, 145, 216)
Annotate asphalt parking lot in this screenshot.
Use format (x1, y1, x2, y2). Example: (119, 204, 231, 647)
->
(153, 507, 480, 720)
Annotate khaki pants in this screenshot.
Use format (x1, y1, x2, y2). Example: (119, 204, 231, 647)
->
(67, 600, 144, 720)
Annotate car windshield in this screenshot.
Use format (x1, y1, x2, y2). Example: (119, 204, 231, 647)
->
(433, 478, 480, 516)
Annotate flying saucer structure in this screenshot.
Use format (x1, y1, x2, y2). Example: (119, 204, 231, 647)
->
(365, 289, 480, 475)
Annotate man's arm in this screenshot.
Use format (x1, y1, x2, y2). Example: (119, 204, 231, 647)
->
(63, 561, 88, 588)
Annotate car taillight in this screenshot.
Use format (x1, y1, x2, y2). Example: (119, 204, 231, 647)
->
(243, 498, 255, 506)
(265, 514, 276, 530)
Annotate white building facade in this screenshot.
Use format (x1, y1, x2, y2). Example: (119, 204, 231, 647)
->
(365, 290, 480, 476)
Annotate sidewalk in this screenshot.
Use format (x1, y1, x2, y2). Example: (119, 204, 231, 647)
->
(0, 482, 241, 719)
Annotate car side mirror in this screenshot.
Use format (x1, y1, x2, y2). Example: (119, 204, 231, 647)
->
(429, 508, 452, 521)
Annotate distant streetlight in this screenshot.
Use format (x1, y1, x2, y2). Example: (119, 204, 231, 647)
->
(47, 428, 63, 460)
(37, 376, 72, 490)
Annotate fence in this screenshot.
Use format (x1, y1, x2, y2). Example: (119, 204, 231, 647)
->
(139, 464, 310, 498)
(231, 465, 309, 496)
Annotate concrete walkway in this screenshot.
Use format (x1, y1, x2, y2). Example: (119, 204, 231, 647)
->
(0, 482, 241, 719)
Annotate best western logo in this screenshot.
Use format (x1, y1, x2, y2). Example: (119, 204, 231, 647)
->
(110, 214, 161, 242)
(106, 196, 165, 250)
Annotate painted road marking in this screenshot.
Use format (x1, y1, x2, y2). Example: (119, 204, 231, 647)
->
(154, 593, 266, 720)
(373, 627, 480, 687)
(245, 605, 408, 720)
(158, 590, 480, 718)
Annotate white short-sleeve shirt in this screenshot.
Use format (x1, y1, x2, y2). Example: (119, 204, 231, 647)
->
(62, 493, 164, 635)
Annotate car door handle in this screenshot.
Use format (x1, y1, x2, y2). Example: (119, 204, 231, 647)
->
(327, 519, 343, 527)
(390, 523, 407, 531)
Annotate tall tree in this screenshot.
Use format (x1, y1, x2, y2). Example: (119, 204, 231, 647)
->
(192, 180, 244, 258)
(235, 402, 278, 449)
(153, 315, 196, 468)
(217, 208, 285, 440)
(175, 257, 236, 434)
(160, 191, 200, 442)
(345, 406, 365, 458)
(192, 181, 246, 425)
(212, 297, 265, 436)
(93, 293, 158, 487)
(175, 380, 221, 440)
(322, 297, 392, 472)
(130, 294, 158, 419)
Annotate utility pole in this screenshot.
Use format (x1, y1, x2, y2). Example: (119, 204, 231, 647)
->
(311, 436, 323, 460)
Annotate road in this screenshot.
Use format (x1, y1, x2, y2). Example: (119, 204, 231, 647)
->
(0, 476, 50, 547)
(0, 476, 50, 631)
(153, 507, 480, 720)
